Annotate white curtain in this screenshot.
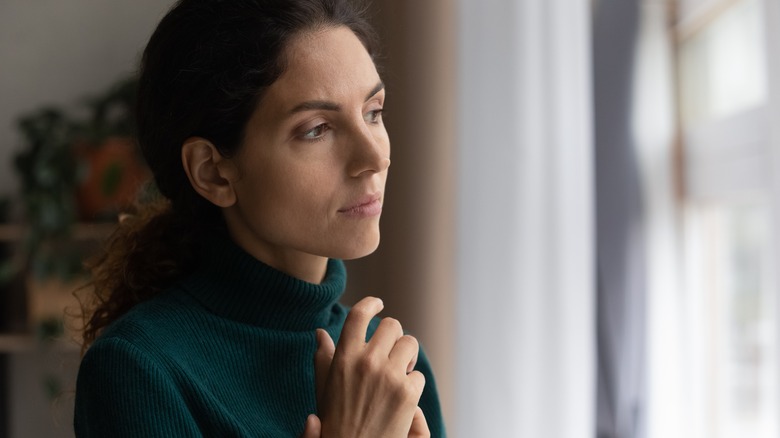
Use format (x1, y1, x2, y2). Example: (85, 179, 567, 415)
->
(631, 2, 686, 438)
(455, 0, 595, 436)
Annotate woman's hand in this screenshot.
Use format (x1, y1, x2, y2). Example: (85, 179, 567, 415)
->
(300, 410, 429, 438)
(312, 296, 430, 437)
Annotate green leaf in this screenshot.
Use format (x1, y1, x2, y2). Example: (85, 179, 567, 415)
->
(101, 161, 124, 197)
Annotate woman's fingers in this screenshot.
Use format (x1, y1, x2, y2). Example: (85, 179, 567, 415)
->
(315, 297, 426, 436)
(338, 298, 420, 377)
(314, 329, 335, 409)
(408, 407, 430, 438)
(366, 316, 404, 357)
(339, 296, 384, 350)
(300, 414, 322, 438)
(388, 335, 419, 374)
(406, 370, 426, 398)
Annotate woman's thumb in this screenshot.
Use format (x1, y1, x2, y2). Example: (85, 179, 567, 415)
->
(314, 328, 335, 409)
(299, 414, 322, 438)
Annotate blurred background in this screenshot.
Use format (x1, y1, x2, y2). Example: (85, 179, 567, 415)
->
(0, 0, 778, 437)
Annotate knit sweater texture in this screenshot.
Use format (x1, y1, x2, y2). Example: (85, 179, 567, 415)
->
(74, 235, 445, 437)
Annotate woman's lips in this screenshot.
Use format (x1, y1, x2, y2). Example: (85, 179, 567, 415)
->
(338, 194, 382, 218)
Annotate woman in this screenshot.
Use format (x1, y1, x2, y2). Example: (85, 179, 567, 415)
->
(74, 0, 445, 436)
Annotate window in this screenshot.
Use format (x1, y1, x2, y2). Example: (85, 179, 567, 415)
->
(683, 201, 777, 437)
(674, 0, 779, 436)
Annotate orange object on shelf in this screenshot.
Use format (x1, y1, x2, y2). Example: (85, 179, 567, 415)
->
(75, 137, 150, 221)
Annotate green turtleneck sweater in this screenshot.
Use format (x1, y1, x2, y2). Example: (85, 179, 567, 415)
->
(74, 236, 445, 437)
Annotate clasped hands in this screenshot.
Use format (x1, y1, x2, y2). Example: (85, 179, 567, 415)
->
(300, 296, 430, 438)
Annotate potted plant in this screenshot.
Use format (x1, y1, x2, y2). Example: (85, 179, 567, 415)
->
(12, 75, 149, 340)
(14, 108, 82, 280)
(73, 76, 149, 222)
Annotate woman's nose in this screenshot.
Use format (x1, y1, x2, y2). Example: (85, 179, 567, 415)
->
(346, 124, 390, 178)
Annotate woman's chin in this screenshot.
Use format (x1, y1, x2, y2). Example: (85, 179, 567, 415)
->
(331, 233, 381, 260)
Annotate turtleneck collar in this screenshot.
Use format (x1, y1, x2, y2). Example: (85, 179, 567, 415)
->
(178, 233, 346, 331)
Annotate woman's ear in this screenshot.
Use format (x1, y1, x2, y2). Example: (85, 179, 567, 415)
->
(181, 137, 239, 207)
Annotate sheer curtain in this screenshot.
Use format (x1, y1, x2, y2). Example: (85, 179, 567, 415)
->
(631, 2, 684, 438)
(455, 0, 595, 436)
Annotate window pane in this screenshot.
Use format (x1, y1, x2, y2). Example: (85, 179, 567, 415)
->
(686, 201, 778, 438)
(678, 0, 768, 126)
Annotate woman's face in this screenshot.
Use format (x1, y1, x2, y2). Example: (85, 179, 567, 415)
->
(222, 26, 389, 279)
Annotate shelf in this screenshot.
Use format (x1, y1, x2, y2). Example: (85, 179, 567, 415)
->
(0, 334, 80, 353)
(0, 222, 117, 242)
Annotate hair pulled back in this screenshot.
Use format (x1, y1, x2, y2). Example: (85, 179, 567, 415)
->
(81, 0, 378, 350)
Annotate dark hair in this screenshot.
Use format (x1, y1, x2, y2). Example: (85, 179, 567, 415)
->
(80, 0, 379, 351)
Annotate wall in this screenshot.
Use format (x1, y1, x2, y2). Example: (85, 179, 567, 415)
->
(343, 0, 457, 429)
(0, 0, 176, 200)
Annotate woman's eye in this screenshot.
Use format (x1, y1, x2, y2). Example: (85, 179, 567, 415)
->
(365, 109, 383, 124)
(301, 123, 329, 141)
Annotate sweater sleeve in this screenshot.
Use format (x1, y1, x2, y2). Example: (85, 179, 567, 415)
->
(415, 343, 447, 438)
(74, 337, 200, 437)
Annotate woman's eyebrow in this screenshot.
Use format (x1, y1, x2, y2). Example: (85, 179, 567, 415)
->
(289, 81, 385, 114)
(365, 81, 385, 101)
